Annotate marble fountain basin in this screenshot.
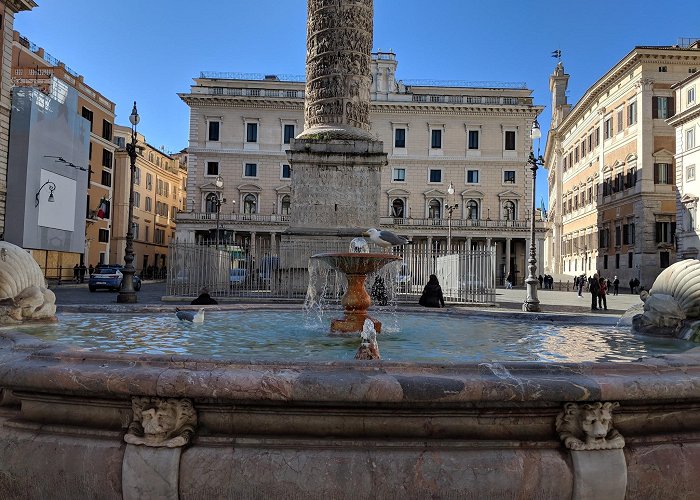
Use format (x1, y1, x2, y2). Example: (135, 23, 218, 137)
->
(0, 308, 699, 499)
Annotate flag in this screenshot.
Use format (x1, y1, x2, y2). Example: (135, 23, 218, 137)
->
(96, 198, 107, 219)
(551, 49, 561, 58)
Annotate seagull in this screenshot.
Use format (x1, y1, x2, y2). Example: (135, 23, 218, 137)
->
(175, 307, 205, 323)
(363, 228, 412, 248)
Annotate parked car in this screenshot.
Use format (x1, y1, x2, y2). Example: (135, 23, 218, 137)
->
(89, 267, 141, 292)
(229, 268, 247, 287)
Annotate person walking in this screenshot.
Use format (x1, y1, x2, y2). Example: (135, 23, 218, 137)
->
(73, 264, 79, 283)
(538, 275, 543, 289)
(598, 277, 608, 310)
(629, 278, 635, 294)
(613, 276, 619, 296)
(505, 272, 513, 289)
(589, 273, 600, 311)
(419, 274, 445, 308)
(577, 275, 584, 297)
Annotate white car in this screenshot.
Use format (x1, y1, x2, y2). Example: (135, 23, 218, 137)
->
(229, 268, 247, 286)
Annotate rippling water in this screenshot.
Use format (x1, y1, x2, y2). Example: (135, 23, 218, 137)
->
(11, 310, 694, 363)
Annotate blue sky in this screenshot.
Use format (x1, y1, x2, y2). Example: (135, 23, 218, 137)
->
(14, 0, 700, 202)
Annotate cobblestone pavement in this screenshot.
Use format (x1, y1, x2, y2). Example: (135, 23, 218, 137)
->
(50, 281, 643, 318)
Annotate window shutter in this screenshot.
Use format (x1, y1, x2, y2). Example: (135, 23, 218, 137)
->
(652, 97, 658, 119)
(668, 97, 675, 117)
(654, 164, 659, 183)
(666, 163, 673, 184)
(655, 222, 661, 243)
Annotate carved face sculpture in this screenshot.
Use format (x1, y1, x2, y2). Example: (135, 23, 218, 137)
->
(141, 403, 179, 439)
(580, 408, 612, 443)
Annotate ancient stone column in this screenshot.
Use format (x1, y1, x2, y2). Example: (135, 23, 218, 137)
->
(298, 0, 374, 141)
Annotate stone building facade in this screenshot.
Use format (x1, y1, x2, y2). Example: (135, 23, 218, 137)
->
(669, 69, 700, 259)
(12, 30, 116, 268)
(110, 126, 187, 275)
(544, 43, 700, 287)
(0, 0, 34, 238)
(178, 52, 545, 285)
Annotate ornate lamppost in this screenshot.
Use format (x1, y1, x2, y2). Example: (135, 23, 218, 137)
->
(444, 182, 459, 253)
(118, 102, 140, 304)
(214, 175, 226, 250)
(523, 119, 543, 312)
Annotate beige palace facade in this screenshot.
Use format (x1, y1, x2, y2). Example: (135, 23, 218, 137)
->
(111, 126, 187, 275)
(0, 0, 34, 237)
(178, 52, 545, 285)
(544, 43, 700, 287)
(669, 70, 700, 259)
(12, 30, 117, 268)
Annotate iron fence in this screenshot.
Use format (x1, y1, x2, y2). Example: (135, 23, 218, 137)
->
(167, 240, 497, 304)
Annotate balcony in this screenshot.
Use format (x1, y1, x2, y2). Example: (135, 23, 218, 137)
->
(177, 212, 291, 224)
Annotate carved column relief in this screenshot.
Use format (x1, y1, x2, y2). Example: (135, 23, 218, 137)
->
(301, 0, 374, 140)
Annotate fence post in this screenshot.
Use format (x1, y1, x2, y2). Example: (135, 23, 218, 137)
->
(57, 266, 62, 286)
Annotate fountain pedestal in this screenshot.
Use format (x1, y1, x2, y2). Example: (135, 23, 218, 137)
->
(311, 252, 400, 335)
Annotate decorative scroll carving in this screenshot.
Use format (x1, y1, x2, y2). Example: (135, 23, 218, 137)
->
(124, 397, 197, 448)
(300, 0, 374, 139)
(556, 402, 625, 450)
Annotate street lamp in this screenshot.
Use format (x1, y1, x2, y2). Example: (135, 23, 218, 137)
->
(523, 119, 543, 312)
(444, 182, 459, 253)
(117, 101, 140, 304)
(214, 175, 226, 250)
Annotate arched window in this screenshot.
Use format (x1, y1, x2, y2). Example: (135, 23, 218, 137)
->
(503, 200, 516, 220)
(281, 195, 291, 215)
(428, 199, 441, 219)
(243, 194, 257, 214)
(467, 199, 479, 220)
(205, 192, 218, 213)
(391, 198, 404, 218)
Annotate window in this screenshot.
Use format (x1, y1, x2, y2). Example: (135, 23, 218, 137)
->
(581, 139, 586, 157)
(81, 107, 93, 131)
(467, 170, 479, 183)
(615, 226, 621, 246)
(171, 206, 177, 219)
(114, 137, 125, 148)
(468, 130, 479, 150)
(660, 251, 670, 268)
(243, 194, 257, 214)
(208, 121, 220, 141)
(244, 163, 257, 177)
(626, 167, 637, 188)
(102, 120, 112, 141)
(101, 170, 111, 187)
(629, 222, 636, 244)
(659, 66, 668, 72)
(133, 223, 140, 240)
(98, 229, 109, 243)
(653, 96, 674, 119)
(617, 109, 624, 133)
(155, 229, 165, 245)
(503, 171, 515, 183)
(504, 130, 516, 150)
(431, 129, 442, 149)
(595, 128, 600, 146)
(102, 149, 112, 168)
(574, 146, 579, 163)
(206, 161, 219, 176)
(393, 168, 405, 182)
(246, 123, 258, 143)
(391, 199, 404, 218)
(627, 101, 637, 126)
(654, 163, 673, 184)
(688, 164, 696, 181)
(205, 193, 218, 213)
(144, 226, 150, 242)
(428, 199, 441, 219)
(281, 164, 291, 179)
(395, 128, 406, 148)
(503, 201, 516, 220)
(688, 87, 696, 105)
(429, 169, 442, 183)
(604, 118, 613, 139)
(623, 224, 630, 245)
(281, 195, 291, 215)
(687, 129, 696, 150)
(587, 133, 593, 151)
(133, 191, 141, 208)
(467, 199, 479, 220)
(145, 197, 152, 212)
(134, 167, 141, 185)
(603, 255, 608, 270)
(628, 252, 633, 269)
(599, 228, 610, 248)
(687, 207, 696, 231)
(283, 124, 295, 144)
(655, 221, 675, 243)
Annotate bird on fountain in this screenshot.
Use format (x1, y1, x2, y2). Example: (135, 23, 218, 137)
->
(363, 228, 412, 248)
(175, 307, 205, 323)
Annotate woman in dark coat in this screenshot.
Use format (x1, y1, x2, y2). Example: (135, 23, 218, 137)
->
(419, 274, 445, 308)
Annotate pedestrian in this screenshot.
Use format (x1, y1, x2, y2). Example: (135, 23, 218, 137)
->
(506, 272, 513, 289)
(419, 274, 445, 308)
(73, 264, 79, 283)
(590, 273, 600, 311)
(88, 264, 94, 276)
(577, 275, 584, 297)
(191, 287, 218, 305)
(538, 275, 543, 288)
(79, 263, 87, 283)
(370, 276, 388, 306)
(629, 278, 635, 294)
(633, 278, 640, 294)
(598, 277, 608, 310)
(613, 276, 619, 296)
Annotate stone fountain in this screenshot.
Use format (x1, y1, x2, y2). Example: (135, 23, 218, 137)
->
(311, 251, 400, 334)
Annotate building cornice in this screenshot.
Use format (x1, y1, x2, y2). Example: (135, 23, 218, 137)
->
(667, 103, 700, 127)
(6, 0, 37, 12)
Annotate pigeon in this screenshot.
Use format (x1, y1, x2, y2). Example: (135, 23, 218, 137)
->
(363, 228, 412, 248)
(175, 307, 205, 323)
